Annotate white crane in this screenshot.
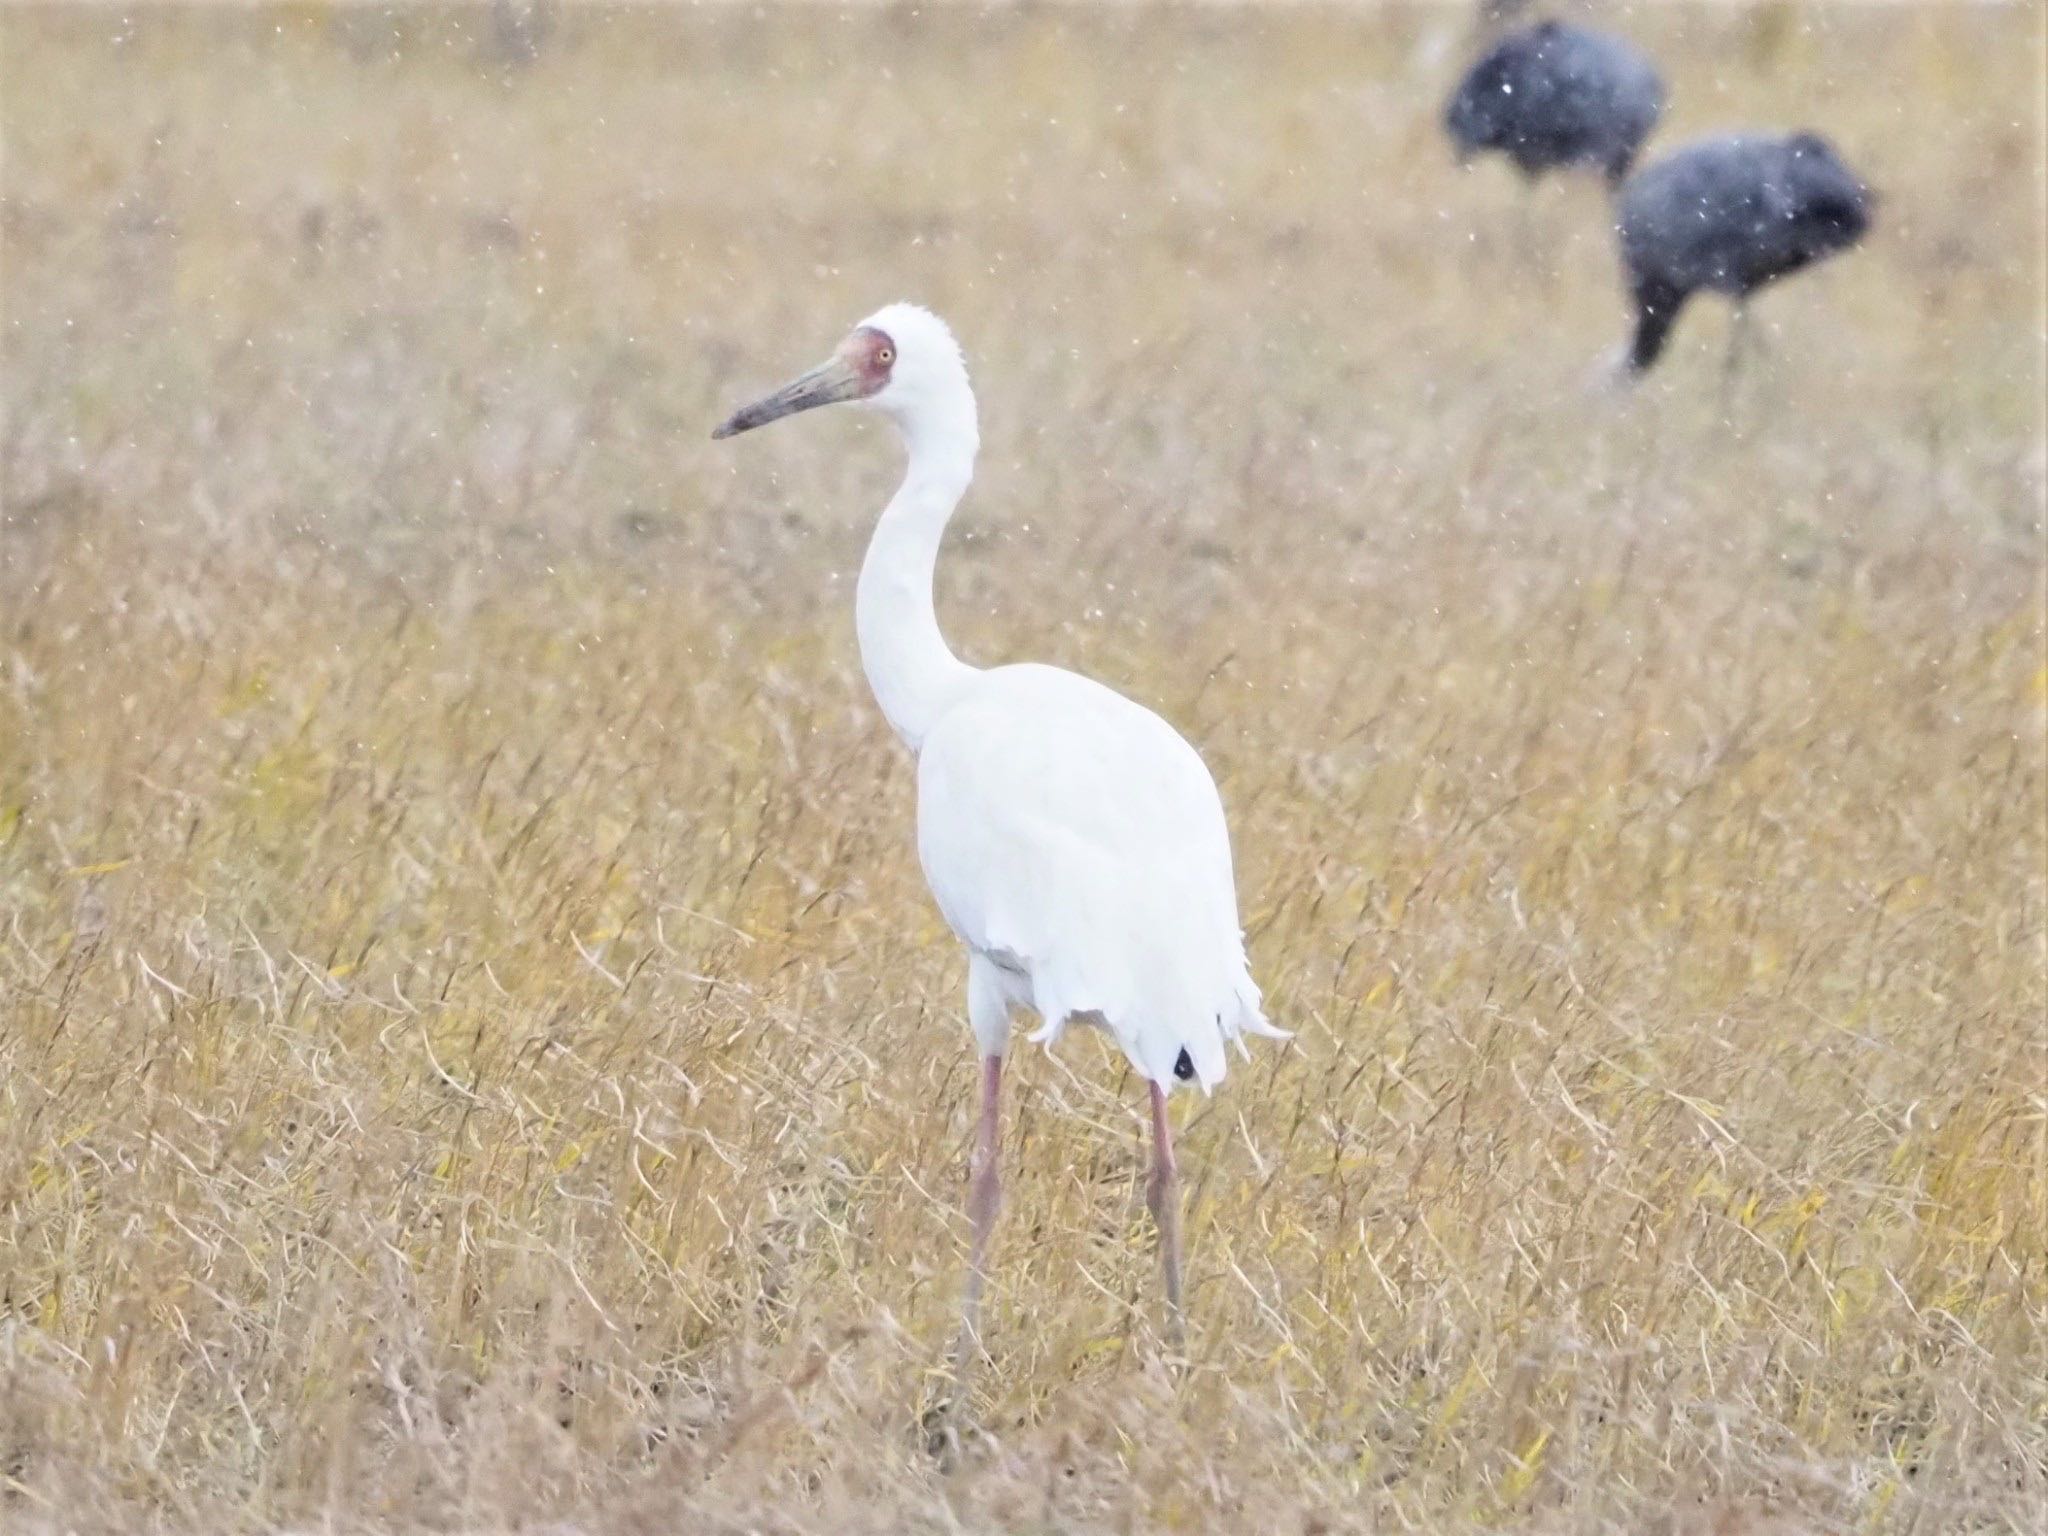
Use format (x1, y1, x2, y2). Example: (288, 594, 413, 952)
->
(712, 304, 1285, 1390)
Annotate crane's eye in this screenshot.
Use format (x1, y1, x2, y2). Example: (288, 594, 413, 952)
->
(876, 345, 895, 367)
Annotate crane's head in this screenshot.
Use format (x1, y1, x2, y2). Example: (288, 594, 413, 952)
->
(1443, 25, 1554, 162)
(712, 303, 975, 447)
(1781, 132, 1874, 254)
(1442, 55, 1509, 163)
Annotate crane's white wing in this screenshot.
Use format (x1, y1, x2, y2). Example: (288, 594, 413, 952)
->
(915, 663, 1281, 1090)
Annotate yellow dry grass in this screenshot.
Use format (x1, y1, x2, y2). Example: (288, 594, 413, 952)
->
(2, 3, 2043, 1532)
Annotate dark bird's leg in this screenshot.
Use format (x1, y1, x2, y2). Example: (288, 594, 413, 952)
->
(1627, 278, 1687, 376)
(1146, 1079, 1185, 1354)
(1720, 298, 1757, 412)
(1514, 183, 1552, 290)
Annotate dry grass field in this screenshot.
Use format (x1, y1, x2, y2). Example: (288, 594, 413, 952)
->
(2, 3, 2044, 1532)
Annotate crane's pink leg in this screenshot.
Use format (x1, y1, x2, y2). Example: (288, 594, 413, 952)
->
(950, 1054, 1004, 1384)
(1146, 1079, 1186, 1353)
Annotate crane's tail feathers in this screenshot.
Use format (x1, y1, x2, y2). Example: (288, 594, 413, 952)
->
(1023, 969, 1281, 1095)
(1229, 973, 1290, 1042)
(1026, 1013, 1066, 1048)
(1219, 975, 1288, 1063)
(1229, 1008, 1290, 1065)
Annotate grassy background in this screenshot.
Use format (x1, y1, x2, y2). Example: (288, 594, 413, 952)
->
(2, 3, 2043, 1531)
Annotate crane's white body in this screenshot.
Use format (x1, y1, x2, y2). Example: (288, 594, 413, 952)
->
(714, 302, 1283, 1381)
(842, 303, 1278, 1092)
(921, 664, 1267, 1089)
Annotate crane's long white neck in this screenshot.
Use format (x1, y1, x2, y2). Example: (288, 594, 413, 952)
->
(855, 383, 981, 752)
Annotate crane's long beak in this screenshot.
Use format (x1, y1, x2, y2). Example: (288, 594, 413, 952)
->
(711, 356, 863, 440)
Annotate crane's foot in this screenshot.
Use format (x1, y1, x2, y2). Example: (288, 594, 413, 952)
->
(921, 1398, 961, 1467)
(920, 1393, 989, 1471)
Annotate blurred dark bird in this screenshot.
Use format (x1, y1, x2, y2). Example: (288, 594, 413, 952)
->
(481, 0, 553, 67)
(1616, 131, 1874, 377)
(1444, 20, 1665, 187)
